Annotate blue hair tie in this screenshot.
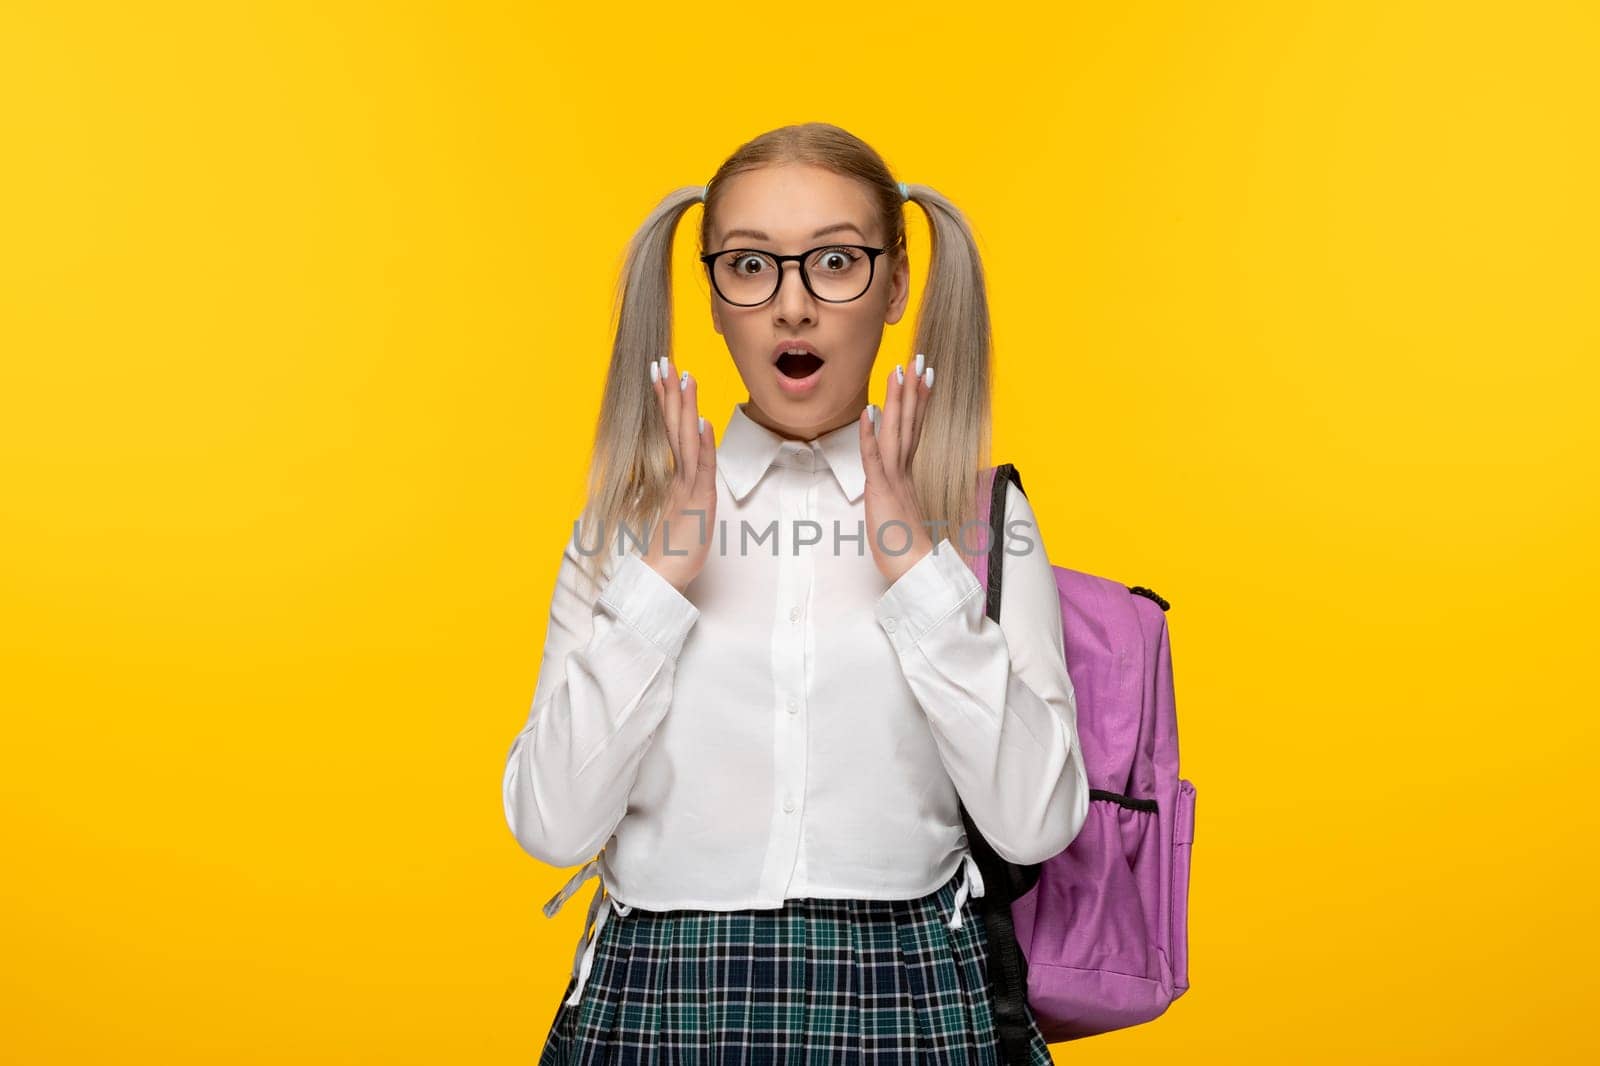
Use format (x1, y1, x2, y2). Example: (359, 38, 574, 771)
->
(700, 183, 708, 203)
(898, 181, 909, 202)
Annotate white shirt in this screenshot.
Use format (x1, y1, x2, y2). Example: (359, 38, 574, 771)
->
(503, 401, 1089, 1007)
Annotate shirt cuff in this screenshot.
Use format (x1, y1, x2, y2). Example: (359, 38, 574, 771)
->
(873, 537, 983, 653)
(596, 553, 701, 659)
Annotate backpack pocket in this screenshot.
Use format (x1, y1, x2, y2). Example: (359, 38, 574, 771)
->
(1040, 793, 1162, 977)
(1013, 792, 1171, 1035)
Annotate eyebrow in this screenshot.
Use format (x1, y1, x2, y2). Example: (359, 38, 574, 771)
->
(719, 221, 868, 244)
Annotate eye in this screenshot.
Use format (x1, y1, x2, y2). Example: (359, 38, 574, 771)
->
(811, 246, 862, 273)
(725, 252, 772, 275)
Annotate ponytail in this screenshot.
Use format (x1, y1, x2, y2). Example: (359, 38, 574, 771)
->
(900, 182, 993, 564)
(573, 185, 703, 591)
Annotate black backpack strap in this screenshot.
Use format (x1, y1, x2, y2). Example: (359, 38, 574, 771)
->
(984, 463, 1024, 623)
(960, 805, 1039, 1065)
(963, 462, 1041, 1065)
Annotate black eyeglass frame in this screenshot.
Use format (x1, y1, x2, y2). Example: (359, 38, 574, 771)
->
(697, 244, 890, 307)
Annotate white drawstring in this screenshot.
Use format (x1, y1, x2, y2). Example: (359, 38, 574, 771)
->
(946, 849, 986, 930)
(542, 857, 633, 1007)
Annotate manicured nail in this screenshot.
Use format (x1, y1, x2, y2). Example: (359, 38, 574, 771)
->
(698, 415, 706, 433)
(924, 366, 933, 388)
(867, 404, 880, 433)
(680, 369, 689, 391)
(650, 361, 659, 384)
(895, 364, 904, 384)
(658, 355, 668, 378)
(914, 353, 924, 376)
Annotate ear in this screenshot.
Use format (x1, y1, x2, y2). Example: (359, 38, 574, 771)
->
(883, 253, 911, 326)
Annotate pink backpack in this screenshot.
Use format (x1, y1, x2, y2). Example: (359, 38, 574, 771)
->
(957, 464, 1196, 1061)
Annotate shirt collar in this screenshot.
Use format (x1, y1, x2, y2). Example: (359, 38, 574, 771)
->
(717, 402, 866, 504)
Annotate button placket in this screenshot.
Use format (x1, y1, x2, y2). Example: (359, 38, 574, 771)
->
(759, 457, 811, 896)
(788, 461, 817, 885)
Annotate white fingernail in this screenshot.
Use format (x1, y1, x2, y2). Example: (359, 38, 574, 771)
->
(698, 415, 706, 433)
(659, 355, 668, 377)
(868, 404, 880, 432)
(924, 366, 933, 388)
(895, 364, 904, 384)
(914, 353, 924, 376)
(680, 369, 689, 391)
(650, 361, 659, 383)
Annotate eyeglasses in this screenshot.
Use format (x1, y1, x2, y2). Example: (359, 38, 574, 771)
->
(698, 244, 889, 307)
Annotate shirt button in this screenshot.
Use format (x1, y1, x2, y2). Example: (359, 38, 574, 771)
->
(789, 605, 800, 622)
(884, 617, 898, 632)
(783, 797, 796, 813)
(786, 697, 799, 714)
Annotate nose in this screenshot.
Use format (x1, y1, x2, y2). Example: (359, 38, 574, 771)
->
(771, 259, 817, 328)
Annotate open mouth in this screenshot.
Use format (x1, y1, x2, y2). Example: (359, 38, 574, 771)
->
(776, 351, 824, 379)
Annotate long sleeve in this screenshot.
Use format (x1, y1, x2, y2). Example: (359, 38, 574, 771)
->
(872, 482, 1090, 866)
(502, 517, 701, 868)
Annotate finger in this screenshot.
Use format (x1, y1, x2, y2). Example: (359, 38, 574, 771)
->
(896, 357, 918, 460)
(678, 368, 699, 480)
(660, 354, 681, 448)
(650, 354, 677, 467)
(907, 353, 930, 467)
(879, 363, 903, 480)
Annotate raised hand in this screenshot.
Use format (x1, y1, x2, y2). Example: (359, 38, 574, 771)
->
(858, 352, 936, 586)
(641, 355, 717, 594)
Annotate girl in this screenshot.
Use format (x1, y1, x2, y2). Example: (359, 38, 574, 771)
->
(504, 122, 1089, 1064)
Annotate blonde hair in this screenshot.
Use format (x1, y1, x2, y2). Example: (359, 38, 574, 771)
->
(574, 121, 995, 591)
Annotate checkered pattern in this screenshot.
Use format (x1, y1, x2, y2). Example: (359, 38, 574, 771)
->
(536, 864, 1054, 1064)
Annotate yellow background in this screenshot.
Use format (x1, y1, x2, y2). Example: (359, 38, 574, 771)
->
(3, 1, 1596, 1062)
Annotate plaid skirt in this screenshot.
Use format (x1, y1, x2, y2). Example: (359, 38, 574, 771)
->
(535, 855, 1054, 1064)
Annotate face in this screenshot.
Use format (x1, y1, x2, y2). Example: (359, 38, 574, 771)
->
(707, 163, 910, 441)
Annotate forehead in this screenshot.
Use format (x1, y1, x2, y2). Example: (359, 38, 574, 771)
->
(712, 164, 880, 248)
